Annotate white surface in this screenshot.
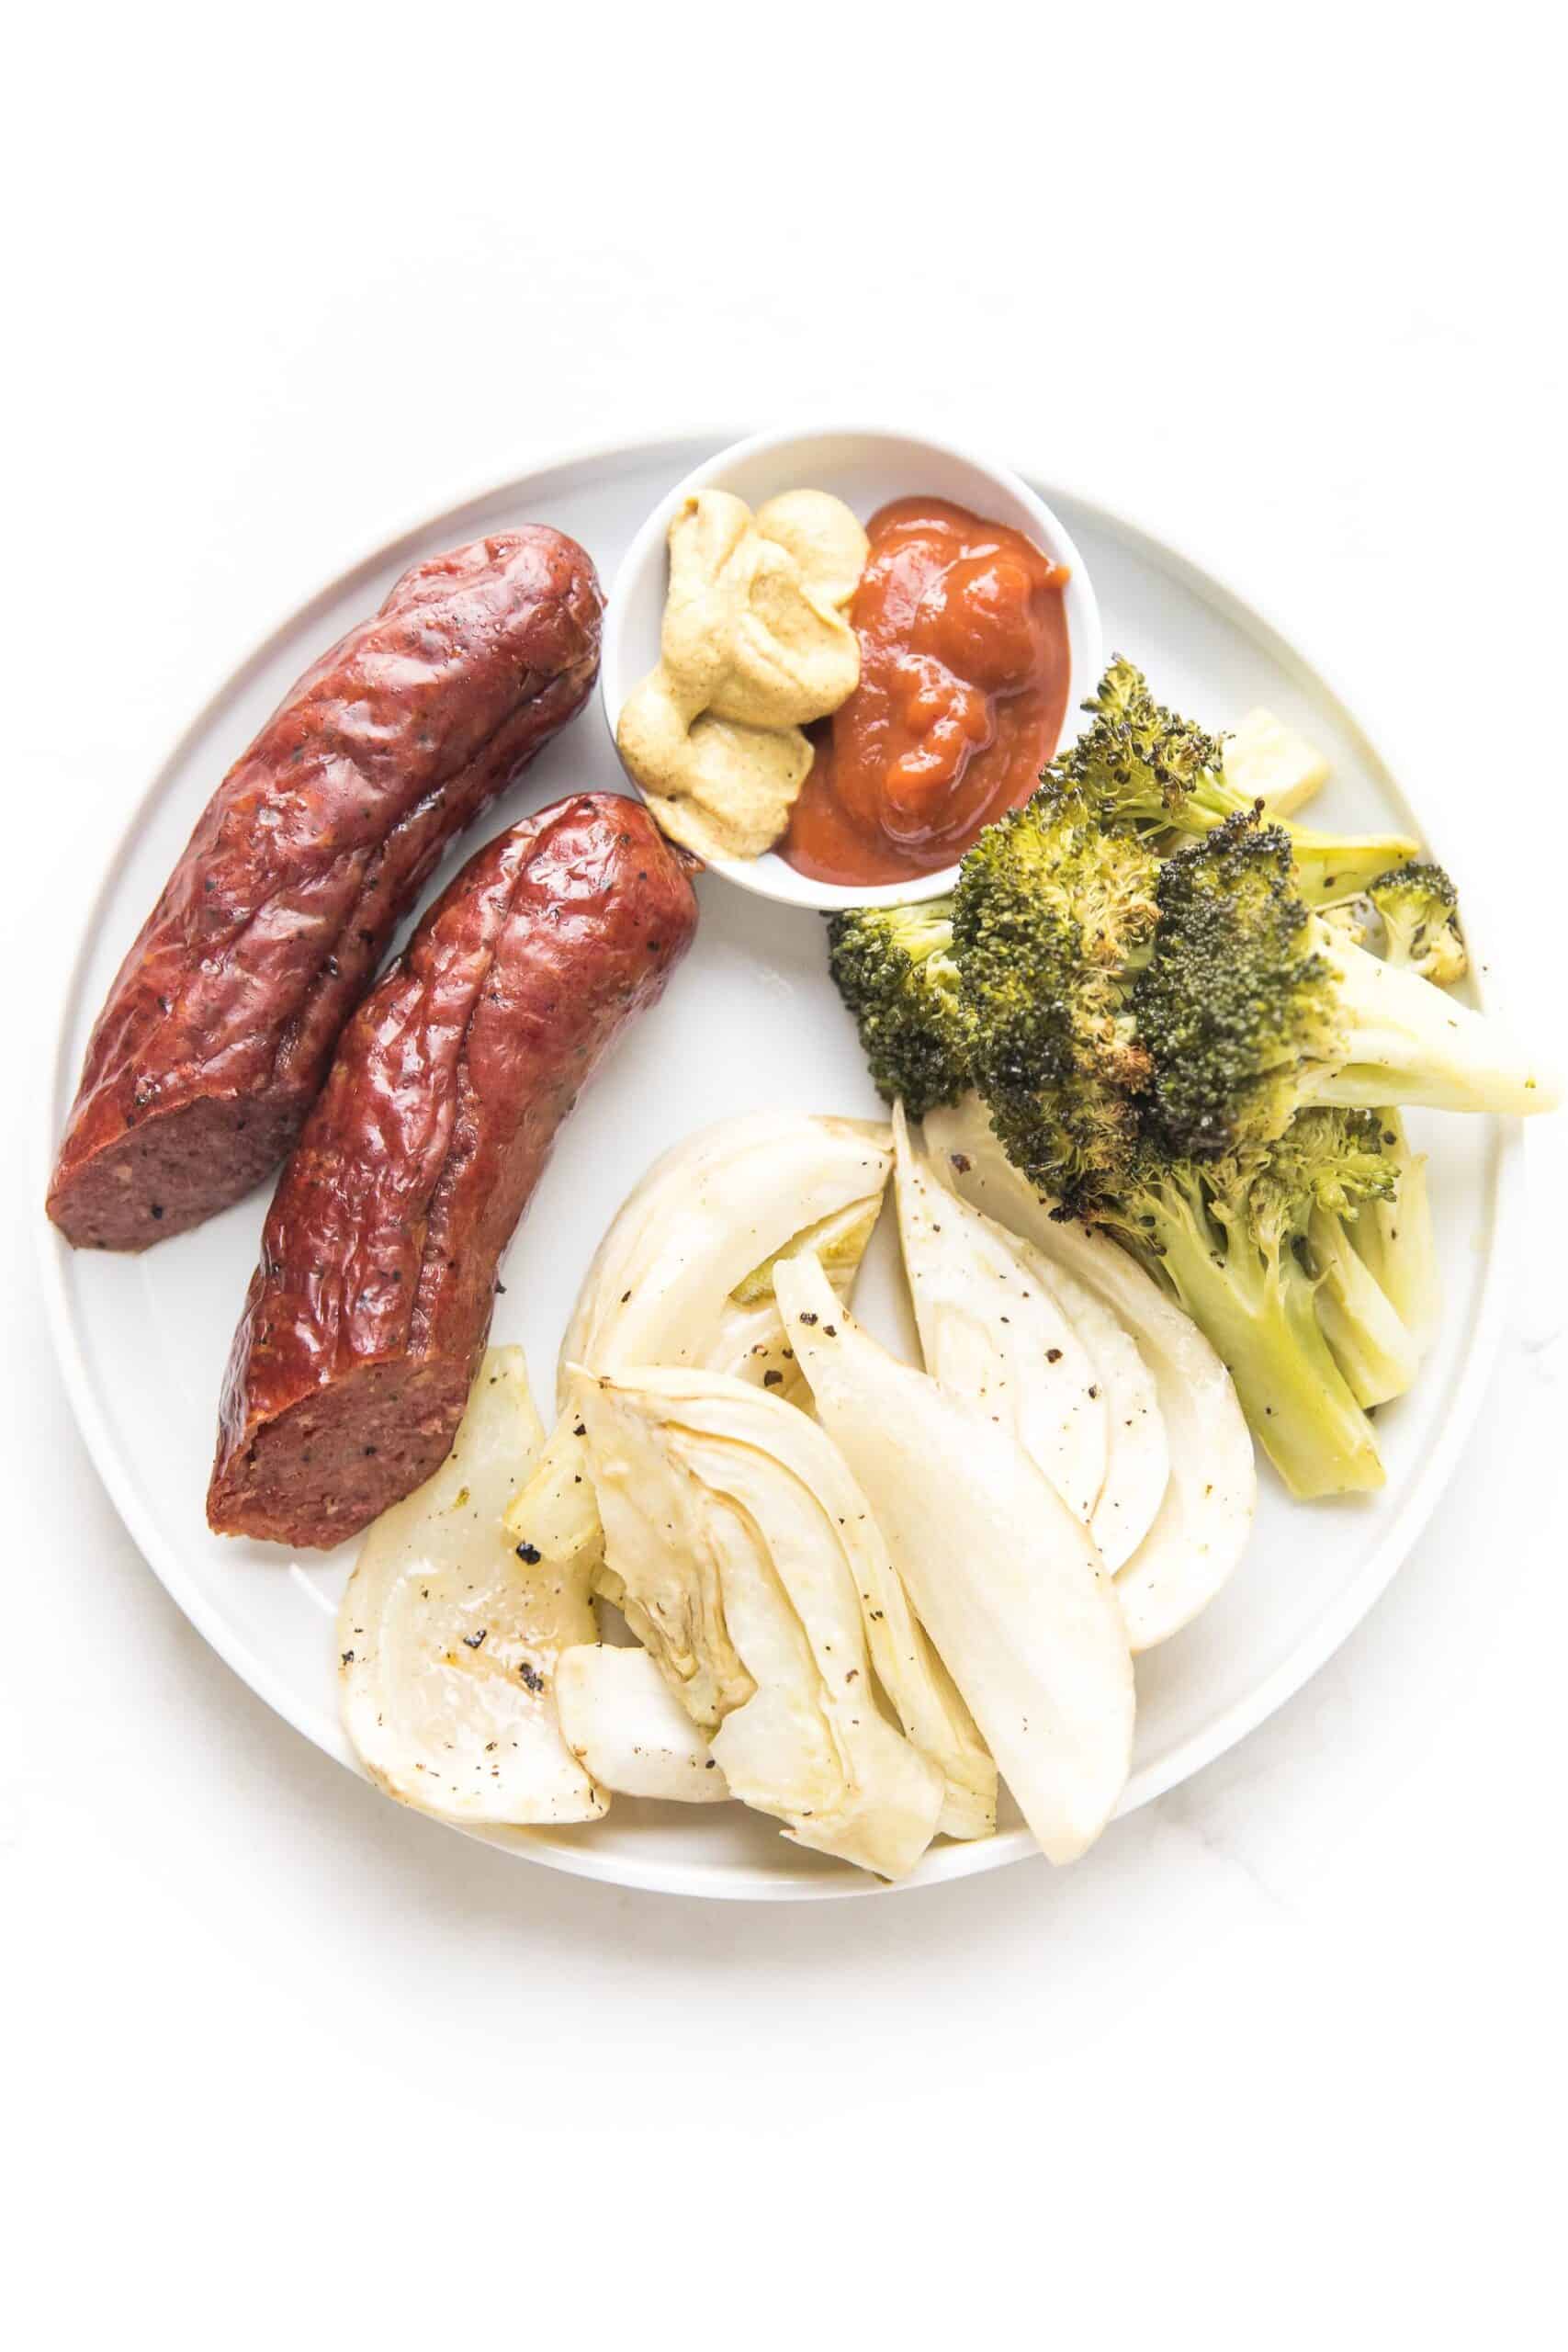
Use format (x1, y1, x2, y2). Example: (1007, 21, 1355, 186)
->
(5, 6, 1564, 2340)
(600, 420, 1102, 906)
(36, 434, 1521, 1897)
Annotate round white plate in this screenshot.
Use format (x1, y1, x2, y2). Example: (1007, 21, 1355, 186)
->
(37, 432, 1518, 1900)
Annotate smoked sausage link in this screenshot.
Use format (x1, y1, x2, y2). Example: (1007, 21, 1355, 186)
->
(207, 796, 698, 1551)
(48, 530, 604, 1250)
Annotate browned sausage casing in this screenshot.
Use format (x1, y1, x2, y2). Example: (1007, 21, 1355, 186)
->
(207, 796, 697, 1552)
(48, 530, 604, 1251)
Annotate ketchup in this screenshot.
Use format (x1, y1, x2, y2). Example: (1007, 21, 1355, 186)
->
(782, 497, 1071, 888)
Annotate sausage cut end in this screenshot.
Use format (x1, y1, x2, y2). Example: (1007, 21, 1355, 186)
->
(207, 1360, 473, 1549)
(47, 1096, 304, 1250)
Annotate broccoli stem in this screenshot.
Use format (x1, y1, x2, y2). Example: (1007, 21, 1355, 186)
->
(1312, 932, 1557, 1116)
(1309, 1205, 1423, 1408)
(1348, 1115, 1440, 1354)
(1276, 830, 1427, 908)
(1182, 780, 1419, 907)
(1113, 1175, 1384, 1498)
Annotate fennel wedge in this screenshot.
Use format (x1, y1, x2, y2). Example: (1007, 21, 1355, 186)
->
(505, 1114, 893, 1570)
(773, 1251, 1134, 1866)
(338, 1349, 604, 1826)
(894, 1105, 1167, 1569)
(555, 1645, 728, 1803)
(923, 1101, 1257, 1651)
(570, 1365, 948, 1878)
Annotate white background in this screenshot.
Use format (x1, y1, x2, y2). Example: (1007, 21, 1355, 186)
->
(5, 6, 1564, 2342)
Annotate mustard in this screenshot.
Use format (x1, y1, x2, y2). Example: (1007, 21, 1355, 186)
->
(617, 488, 868, 864)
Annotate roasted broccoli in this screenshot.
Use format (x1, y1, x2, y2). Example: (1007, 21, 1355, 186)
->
(950, 784, 1161, 1209)
(1098, 1111, 1412, 1498)
(1368, 860, 1467, 987)
(826, 899, 970, 1117)
(823, 656, 1554, 1499)
(1055, 659, 1420, 905)
(1070, 656, 1230, 819)
(1134, 809, 1554, 1161)
(829, 801, 1551, 1204)
(1133, 808, 1333, 1159)
(1297, 1112, 1427, 1410)
(1344, 1109, 1440, 1356)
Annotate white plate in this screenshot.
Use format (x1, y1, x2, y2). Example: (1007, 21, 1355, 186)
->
(36, 431, 1519, 1901)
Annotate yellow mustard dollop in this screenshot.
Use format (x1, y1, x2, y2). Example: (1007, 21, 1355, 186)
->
(616, 487, 868, 864)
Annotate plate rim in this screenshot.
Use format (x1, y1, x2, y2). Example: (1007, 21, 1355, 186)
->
(34, 425, 1524, 1902)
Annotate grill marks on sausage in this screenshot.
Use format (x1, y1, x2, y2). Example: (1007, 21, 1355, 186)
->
(47, 531, 604, 1251)
(263, 662, 589, 1108)
(206, 797, 699, 1551)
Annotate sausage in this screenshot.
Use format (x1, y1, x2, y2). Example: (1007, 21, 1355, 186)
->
(48, 529, 604, 1252)
(207, 796, 698, 1551)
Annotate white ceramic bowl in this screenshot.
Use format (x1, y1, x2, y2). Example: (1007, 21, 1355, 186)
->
(600, 423, 1103, 910)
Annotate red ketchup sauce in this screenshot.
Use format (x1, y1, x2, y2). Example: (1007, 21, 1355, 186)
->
(782, 496, 1072, 887)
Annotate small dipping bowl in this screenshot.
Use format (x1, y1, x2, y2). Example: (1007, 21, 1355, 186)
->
(600, 423, 1103, 912)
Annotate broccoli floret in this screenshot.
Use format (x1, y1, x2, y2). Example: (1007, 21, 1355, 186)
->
(1267, 1102, 1400, 1219)
(826, 899, 970, 1117)
(1066, 656, 1231, 818)
(950, 785, 1161, 1209)
(1056, 659, 1419, 905)
(1289, 1111, 1423, 1409)
(1134, 809, 1556, 1159)
(1133, 811, 1337, 1157)
(1099, 1111, 1403, 1497)
(1263, 1109, 1426, 1409)
(1368, 861, 1467, 987)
